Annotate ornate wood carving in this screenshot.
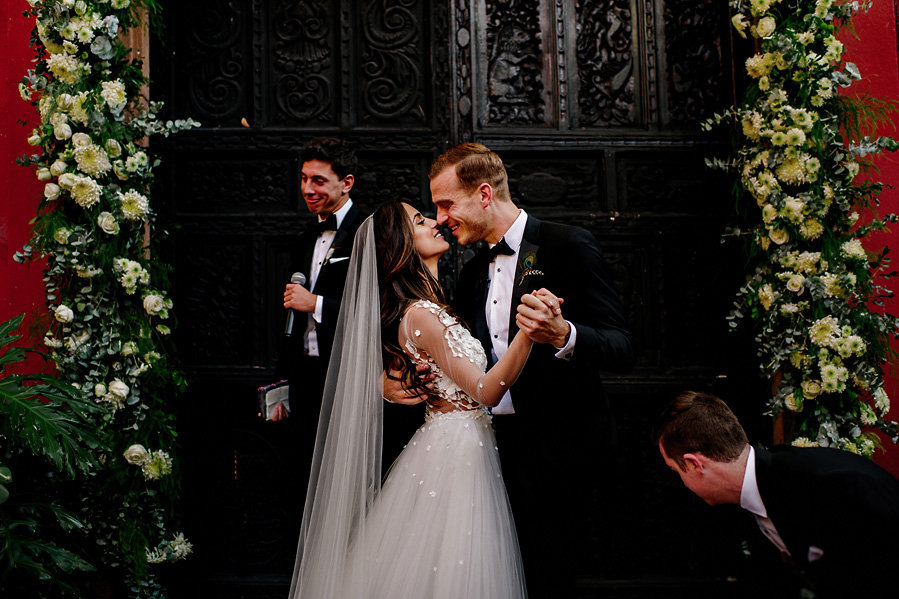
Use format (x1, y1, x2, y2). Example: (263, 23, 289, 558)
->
(359, 0, 427, 124)
(575, 0, 636, 127)
(271, 0, 335, 124)
(484, 0, 547, 125)
(663, 0, 726, 125)
(184, 0, 249, 123)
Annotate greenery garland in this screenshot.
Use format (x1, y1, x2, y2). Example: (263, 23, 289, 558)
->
(15, 0, 198, 596)
(706, 0, 899, 453)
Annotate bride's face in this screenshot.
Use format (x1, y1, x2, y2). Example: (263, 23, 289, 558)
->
(403, 203, 450, 261)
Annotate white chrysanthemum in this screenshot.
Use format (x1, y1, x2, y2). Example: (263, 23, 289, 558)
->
(146, 547, 167, 564)
(46, 53, 83, 84)
(141, 450, 173, 480)
(792, 437, 819, 448)
(69, 92, 90, 124)
(799, 218, 824, 240)
(781, 197, 805, 224)
(780, 303, 799, 314)
(785, 128, 806, 146)
(840, 238, 866, 261)
(119, 190, 149, 220)
(796, 252, 821, 274)
(70, 175, 101, 208)
(860, 404, 877, 426)
(74, 144, 112, 177)
(101, 79, 127, 112)
(775, 157, 805, 184)
(874, 387, 891, 414)
(809, 316, 839, 346)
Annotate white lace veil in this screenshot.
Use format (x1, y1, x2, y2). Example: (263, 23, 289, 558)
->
(288, 216, 382, 598)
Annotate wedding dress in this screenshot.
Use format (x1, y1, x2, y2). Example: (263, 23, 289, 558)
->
(289, 219, 527, 599)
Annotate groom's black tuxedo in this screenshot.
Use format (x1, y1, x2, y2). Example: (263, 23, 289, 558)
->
(454, 214, 633, 597)
(753, 445, 899, 596)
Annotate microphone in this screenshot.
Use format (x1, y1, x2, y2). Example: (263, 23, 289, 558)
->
(284, 272, 307, 337)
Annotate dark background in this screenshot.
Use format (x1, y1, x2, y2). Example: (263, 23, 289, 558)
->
(150, 1, 778, 596)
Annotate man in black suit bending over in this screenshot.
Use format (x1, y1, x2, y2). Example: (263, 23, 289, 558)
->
(415, 143, 633, 597)
(654, 391, 899, 597)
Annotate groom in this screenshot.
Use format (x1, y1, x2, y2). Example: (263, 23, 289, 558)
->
(429, 143, 634, 597)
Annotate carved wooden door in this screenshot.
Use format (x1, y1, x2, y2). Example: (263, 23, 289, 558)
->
(154, 1, 760, 597)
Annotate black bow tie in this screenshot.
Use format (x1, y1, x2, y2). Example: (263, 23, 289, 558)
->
(316, 214, 337, 233)
(487, 238, 515, 261)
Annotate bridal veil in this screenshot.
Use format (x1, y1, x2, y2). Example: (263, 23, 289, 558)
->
(288, 216, 382, 598)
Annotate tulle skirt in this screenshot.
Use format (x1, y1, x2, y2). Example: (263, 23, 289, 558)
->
(350, 408, 527, 599)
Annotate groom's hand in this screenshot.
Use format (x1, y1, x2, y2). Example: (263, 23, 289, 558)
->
(516, 288, 570, 347)
(381, 363, 434, 405)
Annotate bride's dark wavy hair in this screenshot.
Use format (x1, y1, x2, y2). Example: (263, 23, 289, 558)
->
(374, 199, 449, 395)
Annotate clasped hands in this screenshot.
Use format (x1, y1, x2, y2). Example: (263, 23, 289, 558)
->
(382, 288, 568, 404)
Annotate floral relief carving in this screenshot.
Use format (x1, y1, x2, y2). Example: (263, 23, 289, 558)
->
(360, 0, 425, 122)
(663, 0, 725, 125)
(575, 0, 635, 126)
(272, 0, 334, 124)
(188, 1, 246, 120)
(485, 0, 545, 124)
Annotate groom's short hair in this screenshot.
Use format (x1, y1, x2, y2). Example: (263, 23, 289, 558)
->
(429, 143, 511, 202)
(301, 137, 358, 181)
(653, 391, 748, 469)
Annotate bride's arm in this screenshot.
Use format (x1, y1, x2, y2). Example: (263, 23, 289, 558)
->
(400, 304, 532, 407)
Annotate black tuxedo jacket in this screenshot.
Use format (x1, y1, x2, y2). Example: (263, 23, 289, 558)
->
(454, 214, 633, 436)
(754, 445, 899, 595)
(277, 203, 369, 395)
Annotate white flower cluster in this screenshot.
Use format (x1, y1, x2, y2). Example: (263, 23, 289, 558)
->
(716, 0, 899, 454)
(123, 443, 174, 480)
(146, 532, 193, 565)
(113, 257, 150, 294)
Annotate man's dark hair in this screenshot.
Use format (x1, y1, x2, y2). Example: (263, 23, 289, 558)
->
(301, 137, 358, 180)
(652, 391, 748, 470)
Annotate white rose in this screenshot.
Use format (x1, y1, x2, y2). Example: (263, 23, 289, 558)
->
(44, 182, 61, 201)
(143, 294, 165, 315)
(769, 228, 790, 245)
(58, 173, 77, 189)
(56, 93, 74, 110)
(97, 212, 120, 234)
(27, 133, 43, 146)
(54, 228, 72, 244)
(786, 274, 805, 294)
(801, 380, 821, 399)
(50, 160, 68, 177)
(54, 123, 73, 140)
(756, 16, 776, 38)
(54, 304, 74, 323)
(72, 132, 91, 148)
(95, 383, 107, 397)
(108, 379, 129, 398)
(121, 341, 138, 356)
(105, 139, 122, 158)
(114, 161, 129, 180)
(123, 444, 149, 465)
(36, 167, 52, 181)
(62, 0, 75, 8)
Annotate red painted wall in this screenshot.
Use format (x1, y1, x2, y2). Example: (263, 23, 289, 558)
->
(1, 3, 49, 374)
(843, 2, 899, 475)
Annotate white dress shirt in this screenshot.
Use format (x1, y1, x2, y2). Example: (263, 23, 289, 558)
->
(740, 446, 791, 556)
(304, 199, 353, 356)
(487, 210, 577, 414)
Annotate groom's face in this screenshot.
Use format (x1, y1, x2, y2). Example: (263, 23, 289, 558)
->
(430, 167, 491, 246)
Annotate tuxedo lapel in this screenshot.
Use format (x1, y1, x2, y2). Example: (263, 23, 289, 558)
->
(508, 216, 541, 337)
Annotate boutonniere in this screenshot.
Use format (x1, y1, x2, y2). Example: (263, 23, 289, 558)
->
(518, 252, 544, 285)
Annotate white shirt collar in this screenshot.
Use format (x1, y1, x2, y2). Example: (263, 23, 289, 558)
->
(739, 446, 768, 518)
(319, 197, 353, 229)
(490, 209, 528, 253)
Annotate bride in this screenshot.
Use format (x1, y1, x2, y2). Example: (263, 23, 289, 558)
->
(289, 199, 533, 599)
